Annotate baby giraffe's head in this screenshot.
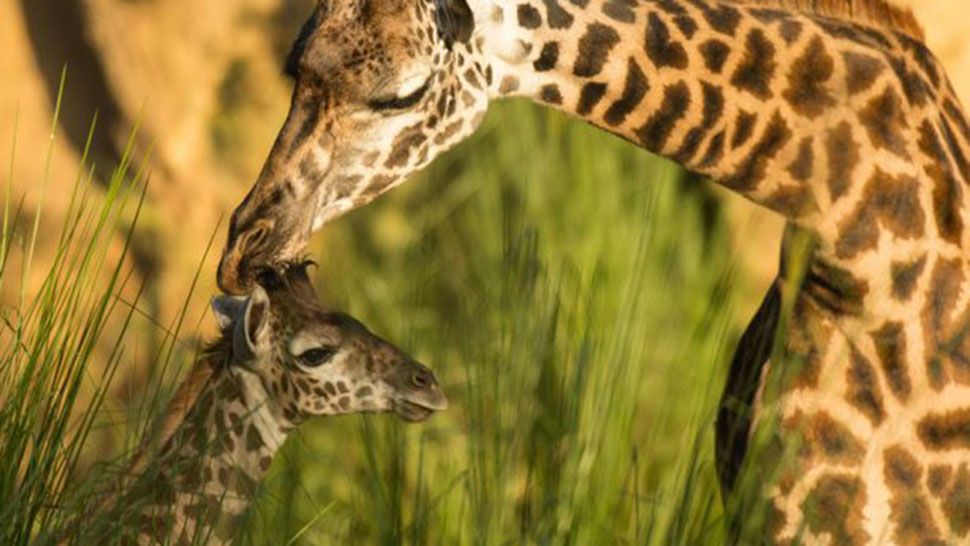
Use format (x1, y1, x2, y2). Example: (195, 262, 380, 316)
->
(212, 263, 447, 423)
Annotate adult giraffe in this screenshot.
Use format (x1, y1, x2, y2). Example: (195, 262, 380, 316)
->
(217, 0, 970, 543)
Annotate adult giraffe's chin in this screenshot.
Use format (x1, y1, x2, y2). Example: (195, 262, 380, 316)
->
(218, 0, 488, 295)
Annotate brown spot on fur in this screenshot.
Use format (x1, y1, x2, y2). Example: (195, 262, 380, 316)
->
(803, 411, 865, 464)
(699, 39, 730, 73)
(842, 51, 884, 95)
(295, 377, 310, 395)
(602, 0, 635, 23)
(517, 4, 542, 28)
(541, 0, 574, 29)
(604, 58, 649, 126)
(928, 464, 952, 496)
(766, 184, 814, 217)
(533, 41, 559, 72)
(779, 19, 802, 44)
(787, 335, 822, 390)
(245, 425, 264, 451)
(870, 322, 911, 402)
(942, 465, 970, 535)
(577, 82, 607, 116)
(723, 112, 791, 191)
(783, 36, 835, 118)
(645, 13, 688, 70)
(539, 84, 563, 105)
(499, 75, 520, 94)
(825, 122, 859, 203)
(921, 258, 970, 389)
(731, 28, 776, 99)
(699, 131, 725, 168)
(859, 87, 910, 158)
(918, 121, 964, 245)
(846, 348, 885, 425)
(890, 255, 927, 301)
(434, 119, 465, 146)
(917, 408, 970, 450)
(731, 110, 757, 149)
(800, 474, 870, 546)
(788, 137, 814, 181)
(835, 169, 925, 259)
(883, 445, 944, 544)
(574, 23, 620, 77)
(635, 81, 690, 152)
(384, 123, 427, 169)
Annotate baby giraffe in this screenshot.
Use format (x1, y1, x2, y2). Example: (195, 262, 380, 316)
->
(80, 264, 447, 545)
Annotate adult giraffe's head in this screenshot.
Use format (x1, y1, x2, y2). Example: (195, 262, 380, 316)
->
(218, 0, 488, 294)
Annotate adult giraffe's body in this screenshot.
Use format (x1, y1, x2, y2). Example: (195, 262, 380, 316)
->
(217, 0, 970, 542)
(77, 266, 447, 545)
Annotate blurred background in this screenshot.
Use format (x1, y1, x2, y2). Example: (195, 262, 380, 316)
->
(2, 0, 969, 544)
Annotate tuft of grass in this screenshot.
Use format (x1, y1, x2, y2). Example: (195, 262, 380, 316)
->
(0, 72, 146, 544)
(0, 77, 218, 546)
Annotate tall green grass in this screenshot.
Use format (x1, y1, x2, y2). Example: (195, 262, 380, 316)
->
(0, 79, 216, 545)
(0, 82, 144, 543)
(3, 96, 779, 544)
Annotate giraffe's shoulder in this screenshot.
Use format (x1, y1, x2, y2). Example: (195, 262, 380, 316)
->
(725, 0, 925, 42)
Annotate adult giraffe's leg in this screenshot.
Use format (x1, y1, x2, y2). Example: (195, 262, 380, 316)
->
(716, 280, 781, 496)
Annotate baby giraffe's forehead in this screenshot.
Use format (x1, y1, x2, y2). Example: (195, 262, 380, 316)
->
(277, 303, 363, 336)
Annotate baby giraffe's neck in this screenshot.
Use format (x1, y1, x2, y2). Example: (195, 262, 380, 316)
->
(119, 353, 291, 545)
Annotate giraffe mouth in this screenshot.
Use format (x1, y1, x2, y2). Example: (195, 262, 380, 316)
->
(392, 388, 449, 423)
(393, 400, 437, 422)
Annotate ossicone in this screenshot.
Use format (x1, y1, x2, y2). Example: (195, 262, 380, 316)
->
(435, 0, 474, 48)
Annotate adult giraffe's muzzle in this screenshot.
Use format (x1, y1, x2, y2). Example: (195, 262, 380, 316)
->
(217, 192, 314, 296)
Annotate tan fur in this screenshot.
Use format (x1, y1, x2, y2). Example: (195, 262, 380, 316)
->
(727, 0, 925, 41)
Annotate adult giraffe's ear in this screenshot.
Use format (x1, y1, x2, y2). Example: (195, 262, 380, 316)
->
(435, 0, 474, 48)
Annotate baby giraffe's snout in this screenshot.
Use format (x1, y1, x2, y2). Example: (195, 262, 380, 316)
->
(386, 359, 449, 423)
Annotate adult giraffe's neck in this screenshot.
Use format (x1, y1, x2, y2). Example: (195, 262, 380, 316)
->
(120, 356, 292, 544)
(476, 0, 937, 230)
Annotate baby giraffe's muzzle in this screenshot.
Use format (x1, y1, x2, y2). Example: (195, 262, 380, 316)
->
(387, 360, 449, 423)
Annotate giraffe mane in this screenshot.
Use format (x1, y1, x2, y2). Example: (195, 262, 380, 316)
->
(725, 0, 925, 42)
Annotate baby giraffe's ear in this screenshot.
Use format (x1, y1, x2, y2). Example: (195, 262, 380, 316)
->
(212, 287, 272, 360)
(211, 295, 247, 330)
(241, 285, 271, 355)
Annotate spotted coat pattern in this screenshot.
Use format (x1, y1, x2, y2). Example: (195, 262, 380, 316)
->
(219, 1, 970, 543)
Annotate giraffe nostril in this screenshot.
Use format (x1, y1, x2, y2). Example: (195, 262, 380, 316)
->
(245, 225, 270, 250)
(411, 370, 432, 389)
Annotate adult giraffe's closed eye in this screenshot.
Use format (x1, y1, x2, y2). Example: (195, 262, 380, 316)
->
(217, 0, 486, 294)
(220, 0, 970, 542)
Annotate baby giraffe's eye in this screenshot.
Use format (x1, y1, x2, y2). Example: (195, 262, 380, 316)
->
(298, 347, 336, 367)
